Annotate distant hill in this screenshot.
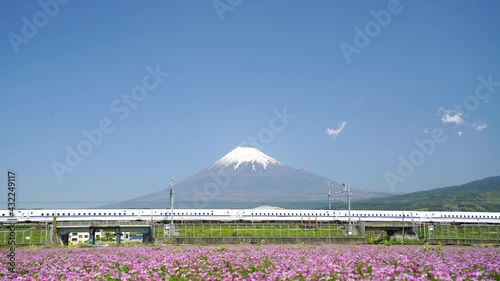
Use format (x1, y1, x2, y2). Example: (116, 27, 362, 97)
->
(349, 176, 500, 212)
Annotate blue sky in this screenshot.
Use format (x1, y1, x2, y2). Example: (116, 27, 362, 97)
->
(1, 0, 499, 208)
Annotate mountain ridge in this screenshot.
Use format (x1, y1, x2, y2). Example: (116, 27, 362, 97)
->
(350, 175, 500, 212)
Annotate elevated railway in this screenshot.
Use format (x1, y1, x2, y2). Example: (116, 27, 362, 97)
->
(2, 208, 499, 245)
(2, 208, 499, 224)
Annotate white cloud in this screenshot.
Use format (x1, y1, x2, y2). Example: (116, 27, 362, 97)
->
(473, 122, 487, 131)
(438, 108, 464, 125)
(423, 128, 430, 134)
(326, 121, 347, 138)
(457, 131, 463, 137)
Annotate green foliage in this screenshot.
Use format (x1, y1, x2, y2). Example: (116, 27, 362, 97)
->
(352, 176, 500, 211)
(436, 242, 442, 253)
(214, 247, 229, 253)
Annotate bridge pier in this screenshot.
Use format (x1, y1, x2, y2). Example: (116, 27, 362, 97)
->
(115, 228, 121, 244)
(60, 233, 69, 246)
(89, 228, 96, 245)
(356, 224, 365, 236)
(143, 228, 154, 243)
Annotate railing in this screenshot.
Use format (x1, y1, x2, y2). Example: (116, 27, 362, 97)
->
(417, 223, 500, 241)
(56, 221, 152, 227)
(153, 222, 363, 238)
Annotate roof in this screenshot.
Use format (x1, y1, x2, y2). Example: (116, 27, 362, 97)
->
(251, 205, 285, 210)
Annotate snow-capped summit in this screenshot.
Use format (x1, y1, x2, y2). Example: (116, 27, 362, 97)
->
(213, 147, 282, 170)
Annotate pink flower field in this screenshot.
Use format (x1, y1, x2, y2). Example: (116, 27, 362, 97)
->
(1, 245, 499, 280)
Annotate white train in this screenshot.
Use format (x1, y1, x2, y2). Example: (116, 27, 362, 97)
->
(1, 209, 500, 224)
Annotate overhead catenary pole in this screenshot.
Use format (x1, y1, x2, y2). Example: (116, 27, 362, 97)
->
(169, 177, 175, 236)
(343, 182, 352, 235)
(328, 181, 332, 210)
(330, 181, 353, 235)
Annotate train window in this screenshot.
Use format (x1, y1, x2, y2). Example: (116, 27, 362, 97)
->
(41, 213, 44, 216)
(52, 213, 54, 216)
(62, 213, 65, 216)
(132, 213, 135, 215)
(99, 213, 101, 215)
(114, 213, 116, 215)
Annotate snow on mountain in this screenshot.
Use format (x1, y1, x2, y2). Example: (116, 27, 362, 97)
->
(212, 147, 282, 170)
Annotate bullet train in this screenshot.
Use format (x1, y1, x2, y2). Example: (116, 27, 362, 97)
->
(1, 209, 500, 224)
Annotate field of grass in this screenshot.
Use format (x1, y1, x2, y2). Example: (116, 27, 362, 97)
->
(0, 227, 48, 245)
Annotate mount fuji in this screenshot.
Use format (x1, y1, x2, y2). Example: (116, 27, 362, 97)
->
(105, 147, 386, 209)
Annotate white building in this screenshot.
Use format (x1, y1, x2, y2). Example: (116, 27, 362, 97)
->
(68, 230, 131, 245)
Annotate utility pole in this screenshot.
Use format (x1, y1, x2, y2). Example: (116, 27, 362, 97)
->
(169, 177, 175, 236)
